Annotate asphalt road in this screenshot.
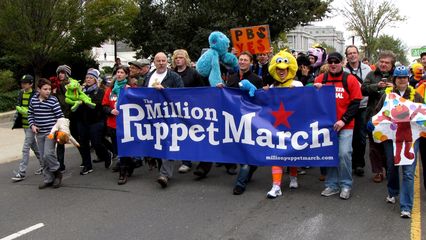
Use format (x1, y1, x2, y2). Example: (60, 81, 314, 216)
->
(0, 143, 424, 240)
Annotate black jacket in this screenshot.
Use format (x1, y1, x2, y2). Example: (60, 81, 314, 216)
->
(226, 70, 263, 89)
(175, 67, 208, 87)
(74, 87, 106, 125)
(144, 69, 184, 88)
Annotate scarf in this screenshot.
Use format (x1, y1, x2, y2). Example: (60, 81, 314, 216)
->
(385, 85, 415, 101)
(112, 78, 127, 97)
(83, 84, 98, 94)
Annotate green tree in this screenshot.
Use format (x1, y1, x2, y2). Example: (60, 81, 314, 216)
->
(0, 0, 82, 79)
(130, 0, 332, 59)
(374, 35, 408, 65)
(341, 0, 405, 59)
(83, 0, 140, 59)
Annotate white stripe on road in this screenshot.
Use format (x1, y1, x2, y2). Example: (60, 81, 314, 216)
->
(0, 223, 44, 240)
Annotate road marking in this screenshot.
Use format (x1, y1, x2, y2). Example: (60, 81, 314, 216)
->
(411, 163, 421, 240)
(0, 223, 44, 240)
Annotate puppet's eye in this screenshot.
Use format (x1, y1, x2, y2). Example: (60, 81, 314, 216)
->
(276, 57, 289, 64)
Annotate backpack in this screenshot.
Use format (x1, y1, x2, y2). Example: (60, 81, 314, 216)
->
(322, 72, 350, 95)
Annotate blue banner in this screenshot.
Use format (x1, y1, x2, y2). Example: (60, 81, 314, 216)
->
(116, 86, 339, 166)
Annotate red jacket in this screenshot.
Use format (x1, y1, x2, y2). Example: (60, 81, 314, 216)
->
(314, 72, 362, 129)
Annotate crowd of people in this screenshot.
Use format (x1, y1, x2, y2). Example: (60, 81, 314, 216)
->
(10, 45, 426, 219)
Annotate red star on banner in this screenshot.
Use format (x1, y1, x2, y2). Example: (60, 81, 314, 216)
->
(271, 101, 294, 128)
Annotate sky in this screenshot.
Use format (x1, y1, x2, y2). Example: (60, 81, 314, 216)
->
(311, 0, 426, 50)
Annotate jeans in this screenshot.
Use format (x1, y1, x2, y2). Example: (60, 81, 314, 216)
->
(235, 164, 257, 189)
(352, 108, 367, 169)
(325, 129, 353, 190)
(77, 121, 110, 169)
(160, 159, 175, 178)
(18, 128, 41, 174)
(383, 140, 418, 212)
(36, 132, 59, 183)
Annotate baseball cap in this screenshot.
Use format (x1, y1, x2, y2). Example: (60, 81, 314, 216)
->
(129, 59, 150, 69)
(21, 74, 34, 84)
(327, 52, 343, 63)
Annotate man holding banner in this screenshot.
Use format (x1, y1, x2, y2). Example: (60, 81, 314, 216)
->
(143, 52, 184, 188)
(314, 52, 362, 200)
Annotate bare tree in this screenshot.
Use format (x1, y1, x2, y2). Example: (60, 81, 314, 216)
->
(342, 0, 405, 58)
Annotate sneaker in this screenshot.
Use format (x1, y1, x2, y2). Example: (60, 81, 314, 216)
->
(321, 187, 340, 197)
(12, 172, 26, 182)
(289, 176, 298, 189)
(193, 168, 207, 178)
(52, 170, 63, 188)
(266, 185, 282, 199)
(105, 153, 113, 169)
(226, 167, 238, 175)
(178, 164, 191, 173)
(298, 168, 307, 175)
(34, 168, 43, 175)
(80, 167, 94, 175)
(80, 164, 84, 168)
(400, 211, 411, 218)
(157, 176, 168, 188)
(339, 188, 351, 200)
(233, 185, 245, 195)
(354, 167, 365, 177)
(386, 196, 396, 204)
(38, 182, 53, 189)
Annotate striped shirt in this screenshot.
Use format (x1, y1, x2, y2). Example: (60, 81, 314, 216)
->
(21, 90, 32, 128)
(28, 93, 64, 133)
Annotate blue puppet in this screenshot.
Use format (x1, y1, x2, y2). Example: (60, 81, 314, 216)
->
(196, 31, 238, 86)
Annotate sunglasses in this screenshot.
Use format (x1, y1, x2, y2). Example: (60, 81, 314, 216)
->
(327, 60, 341, 64)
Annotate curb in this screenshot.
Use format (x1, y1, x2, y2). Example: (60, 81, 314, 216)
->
(0, 111, 15, 123)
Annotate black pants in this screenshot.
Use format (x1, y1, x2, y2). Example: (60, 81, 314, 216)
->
(196, 162, 237, 175)
(352, 108, 367, 169)
(77, 121, 111, 169)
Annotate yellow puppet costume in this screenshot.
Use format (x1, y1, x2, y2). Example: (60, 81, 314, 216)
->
(266, 50, 301, 199)
(268, 50, 298, 87)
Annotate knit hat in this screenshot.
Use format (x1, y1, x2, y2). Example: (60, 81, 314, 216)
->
(56, 65, 72, 77)
(20, 74, 34, 84)
(296, 55, 311, 67)
(86, 69, 99, 81)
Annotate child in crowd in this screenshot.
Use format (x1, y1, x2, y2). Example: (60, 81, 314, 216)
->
(28, 78, 64, 189)
(11, 75, 42, 182)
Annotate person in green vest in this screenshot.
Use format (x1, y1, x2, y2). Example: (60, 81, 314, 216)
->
(11, 74, 42, 182)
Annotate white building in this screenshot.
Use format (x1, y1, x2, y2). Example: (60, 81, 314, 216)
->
(91, 40, 137, 69)
(287, 25, 345, 53)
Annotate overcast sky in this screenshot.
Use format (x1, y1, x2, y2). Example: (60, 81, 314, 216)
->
(312, 0, 425, 50)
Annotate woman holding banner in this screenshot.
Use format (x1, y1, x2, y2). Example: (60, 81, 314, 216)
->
(102, 65, 133, 185)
